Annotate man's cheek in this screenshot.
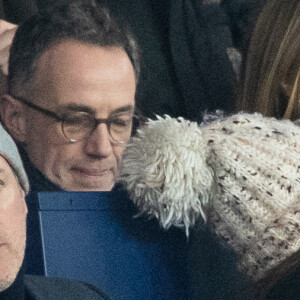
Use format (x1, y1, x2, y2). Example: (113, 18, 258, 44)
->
(0, 200, 26, 220)
(0, 191, 14, 210)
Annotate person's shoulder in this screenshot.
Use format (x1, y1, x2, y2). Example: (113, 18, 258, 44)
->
(24, 274, 110, 300)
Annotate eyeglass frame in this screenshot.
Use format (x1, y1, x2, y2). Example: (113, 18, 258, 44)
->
(11, 95, 138, 145)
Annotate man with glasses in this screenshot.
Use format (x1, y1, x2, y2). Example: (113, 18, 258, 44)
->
(0, 0, 140, 192)
(0, 4, 188, 299)
(0, 123, 110, 299)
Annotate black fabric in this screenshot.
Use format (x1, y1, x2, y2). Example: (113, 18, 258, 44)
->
(169, 0, 235, 122)
(187, 225, 252, 300)
(25, 192, 46, 276)
(188, 224, 300, 300)
(0, 0, 6, 20)
(0, 262, 109, 300)
(24, 275, 110, 300)
(2, 0, 37, 23)
(265, 267, 300, 300)
(221, 0, 265, 54)
(19, 147, 63, 192)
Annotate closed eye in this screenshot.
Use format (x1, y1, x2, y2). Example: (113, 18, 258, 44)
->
(112, 119, 131, 127)
(110, 114, 133, 127)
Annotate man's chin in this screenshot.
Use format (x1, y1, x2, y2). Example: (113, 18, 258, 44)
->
(0, 279, 14, 292)
(0, 247, 24, 292)
(0, 264, 20, 292)
(63, 170, 116, 191)
(68, 183, 115, 192)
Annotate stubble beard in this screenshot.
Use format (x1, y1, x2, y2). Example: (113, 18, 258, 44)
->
(0, 230, 26, 292)
(0, 250, 24, 292)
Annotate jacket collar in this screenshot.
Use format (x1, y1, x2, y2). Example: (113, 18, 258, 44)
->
(18, 147, 63, 192)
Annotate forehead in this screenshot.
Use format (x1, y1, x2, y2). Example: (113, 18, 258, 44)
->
(32, 39, 136, 116)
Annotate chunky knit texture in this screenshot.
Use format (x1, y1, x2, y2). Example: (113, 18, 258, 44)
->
(120, 113, 300, 281)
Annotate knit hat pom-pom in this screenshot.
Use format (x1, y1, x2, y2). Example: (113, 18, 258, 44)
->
(120, 115, 214, 235)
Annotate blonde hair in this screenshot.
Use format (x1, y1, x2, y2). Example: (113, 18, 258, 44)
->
(237, 0, 300, 120)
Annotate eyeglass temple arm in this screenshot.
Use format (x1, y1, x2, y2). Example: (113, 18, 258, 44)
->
(13, 96, 64, 122)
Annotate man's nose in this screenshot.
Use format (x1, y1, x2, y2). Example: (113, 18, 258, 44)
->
(83, 123, 113, 158)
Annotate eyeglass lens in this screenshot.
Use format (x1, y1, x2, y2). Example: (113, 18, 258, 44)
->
(62, 111, 136, 143)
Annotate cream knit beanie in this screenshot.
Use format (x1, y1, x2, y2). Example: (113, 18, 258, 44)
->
(120, 113, 300, 282)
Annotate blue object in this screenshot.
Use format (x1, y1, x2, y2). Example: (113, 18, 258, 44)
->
(25, 189, 188, 300)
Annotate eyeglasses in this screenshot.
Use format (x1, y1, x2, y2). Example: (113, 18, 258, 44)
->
(13, 96, 138, 145)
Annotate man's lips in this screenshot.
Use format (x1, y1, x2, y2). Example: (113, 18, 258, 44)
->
(71, 167, 111, 176)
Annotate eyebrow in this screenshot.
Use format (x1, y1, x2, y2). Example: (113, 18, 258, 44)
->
(111, 105, 135, 114)
(56, 104, 95, 115)
(56, 104, 135, 116)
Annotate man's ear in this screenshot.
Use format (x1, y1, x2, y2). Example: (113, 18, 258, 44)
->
(0, 94, 26, 143)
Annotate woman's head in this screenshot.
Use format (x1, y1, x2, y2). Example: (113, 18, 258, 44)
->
(237, 0, 300, 120)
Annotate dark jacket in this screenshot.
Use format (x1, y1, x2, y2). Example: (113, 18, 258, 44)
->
(0, 263, 110, 300)
(0, 276, 110, 300)
(19, 147, 63, 192)
(23, 276, 110, 300)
